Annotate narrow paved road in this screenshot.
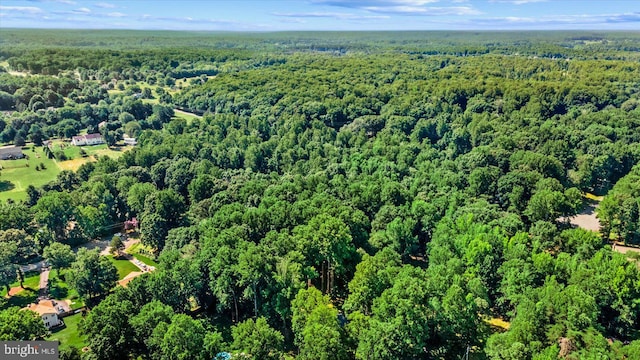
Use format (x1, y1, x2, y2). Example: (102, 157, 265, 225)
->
(21, 237, 141, 273)
(568, 202, 600, 231)
(612, 244, 640, 255)
(39, 270, 49, 299)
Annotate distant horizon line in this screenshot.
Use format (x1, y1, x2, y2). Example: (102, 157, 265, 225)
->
(2, 27, 639, 33)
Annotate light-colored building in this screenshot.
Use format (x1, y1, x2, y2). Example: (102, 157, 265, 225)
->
(0, 146, 24, 160)
(123, 135, 137, 146)
(72, 133, 105, 146)
(26, 300, 64, 329)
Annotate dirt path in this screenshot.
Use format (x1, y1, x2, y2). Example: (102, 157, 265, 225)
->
(568, 198, 640, 259)
(612, 244, 640, 255)
(568, 202, 601, 232)
(21, 236, 139, 273)
(7, 287, 24, 296)
(100, 237, 139, 256)
(39, 270, 50, 299)
(118, 271, 144, 287)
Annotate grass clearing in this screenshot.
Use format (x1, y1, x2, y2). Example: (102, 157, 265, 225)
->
(485, 317, 511, 332)
(54, 142, 132, 170)
(585, 192, 604, 201)
(125, 242, 158, 267)
(1, 272, 41, 310)
(132, 253, 158, 267)
(92, 145, 131, 160)
(48, 275, 84, 309)
(47, 312, 87, 350)
(58, 158, 89, 172)
(106, 256, 139, 280)
(0, 271, 41, 296)
(0, 145, 61, 202)
(174, 109, 202, 124)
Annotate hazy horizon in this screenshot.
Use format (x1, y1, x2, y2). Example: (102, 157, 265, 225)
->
(0, 0, 638, 31)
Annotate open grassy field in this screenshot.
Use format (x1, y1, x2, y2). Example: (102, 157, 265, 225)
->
(48, 276, 84, 310)
(0, 141, 134, 199)
(0, 271, 41, 310)
(47, 312, 87, 350)
(106, 256, 139, 280)
(132, 253, 158, 267)
(174, 109, 202, 124)
(0, 141, 109, 200)
(0, 146, 61, 202)
(125, 242, 159, 267)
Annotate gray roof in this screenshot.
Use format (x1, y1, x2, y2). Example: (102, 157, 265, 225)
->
(0, 146, 23, 156)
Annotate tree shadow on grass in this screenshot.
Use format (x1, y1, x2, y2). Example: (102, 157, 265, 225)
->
(49, 280, 69, 299)
(0, 180, 15, 192)
(2, 288, 38, 309)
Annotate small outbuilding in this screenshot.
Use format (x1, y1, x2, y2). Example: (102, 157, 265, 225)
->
(0, 146, 24, 160)
(123, 135, 137, 146)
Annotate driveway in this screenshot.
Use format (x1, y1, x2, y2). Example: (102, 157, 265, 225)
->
(38, 269, 49, 299)
(20, 235, 140, 273)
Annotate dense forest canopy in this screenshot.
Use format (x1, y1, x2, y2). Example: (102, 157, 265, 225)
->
(0, 30, 639, 360)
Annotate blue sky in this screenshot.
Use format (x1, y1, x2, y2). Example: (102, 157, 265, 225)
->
(0, 1, 638, 31)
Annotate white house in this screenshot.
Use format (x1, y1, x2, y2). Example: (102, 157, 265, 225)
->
(123, 135, 137, 146)
(72, 133, 105, 146)
(26, 300, 64, 329)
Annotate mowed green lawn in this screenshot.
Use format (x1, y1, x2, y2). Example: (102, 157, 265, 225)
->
(125, 242, 158, 267)
(0, 142, 133, 199)
(48, 275, 84, 310)
(0, 271, 41, 310)
(174, 109, 202, 124)
(47, 312, 87, 350)
(0, 146, 60, 202)
(132, 253, 158, 267)
(106, 256, 139, 280)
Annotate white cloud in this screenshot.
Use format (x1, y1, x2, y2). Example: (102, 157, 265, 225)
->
(0, 6, 44, 14)
(468, 12, 640, 28)
(273, 11, 389, 20)
(94, 2, 116, 8)
(107, 12, 126, 17)
(312, 0, 480, 16)
(74, 7, 91, 14)
(26, 0, 76, 4)
(364, 5, 481, 16)
(312, 0, 440, 7)
(490, 0, 548, 4)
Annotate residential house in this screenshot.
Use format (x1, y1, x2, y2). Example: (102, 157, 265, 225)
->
(26, 300, 65, 329)
(71, 133, 105, 146)
(0, 146, 24, 160)
(123, 135, 137, 146)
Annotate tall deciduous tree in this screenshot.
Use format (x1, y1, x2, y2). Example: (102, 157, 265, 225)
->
(33, 191, 75, 241)
(42, 242, 75, 278)
(0, 241, 18, 293)
(295, 214, 355, 295)
(0, 307, 47, 340)
(67, 248, 117, 300)
(148, 314, 220, 360)
(231, 317, 284, 359)
(292, 287, 348, 360)
(80, 296, 135, 360)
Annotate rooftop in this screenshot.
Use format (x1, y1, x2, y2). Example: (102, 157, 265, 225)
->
(26, 300, 64, 316)
(0, 146, 23, 155)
